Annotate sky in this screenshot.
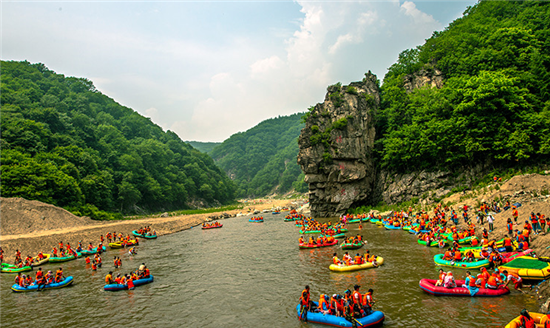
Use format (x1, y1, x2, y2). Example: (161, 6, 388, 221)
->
(2, 0, 477, 142)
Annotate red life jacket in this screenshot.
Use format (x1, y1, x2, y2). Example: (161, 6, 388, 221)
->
(520, 316, 536, 328)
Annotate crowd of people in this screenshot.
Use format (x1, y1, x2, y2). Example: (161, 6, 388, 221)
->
(104, 263, 151, 289)
(299, 284, 376, 322)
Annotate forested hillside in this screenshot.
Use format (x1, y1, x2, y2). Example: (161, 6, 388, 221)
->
(377, 0, 550, 172)
(186, 141, 221, 154)
(0, 61, 236, 219)
(209, 113, 307, 197)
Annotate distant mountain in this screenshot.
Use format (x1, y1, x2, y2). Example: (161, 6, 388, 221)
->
(186, 141, 221, 154)
(0, 60, 236, 219)
(210, 113, 307, 197)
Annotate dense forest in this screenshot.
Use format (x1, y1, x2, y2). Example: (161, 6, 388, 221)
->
(185, 141, 221, 154)
(209, 113, 307, 197)
(377, 0, 550, 172)
(0, 61, 236, 219)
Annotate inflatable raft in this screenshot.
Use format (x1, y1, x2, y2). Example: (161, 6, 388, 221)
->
(132, 230, 158, 238)
(296, 302, 384, 327)
(433, 254, 489, 269)
(418, 239, 447, 247)
(341, 241, 364, 250)
(383, 224, 401, 230)
(31, 253, 51, 266)
(109, 240, 139, 249)
(498, 256, 550, 281)
(249, 219, 264, 223)
(329, 256, 384, 272)
(80, 246, 107, 255)
(49, 252, 81, 263)
(419, 278, 510, 297)
(299, 240, 338, 249)
(11, 276, 74, 292)
(201, 225, 223, 230)
(1, 264, 33, 273)
(104, 275, 154, 291)
(505, 312, 546, 328)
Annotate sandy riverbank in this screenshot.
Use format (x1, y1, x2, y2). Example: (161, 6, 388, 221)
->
(0, 197, 302, 262)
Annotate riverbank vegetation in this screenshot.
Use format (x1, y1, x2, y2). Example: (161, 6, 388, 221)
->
(377, 0, 550, 172)
(209, 113, 307, 197)
(0, 61, 236, 219)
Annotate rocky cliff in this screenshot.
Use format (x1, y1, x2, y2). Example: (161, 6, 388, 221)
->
(297, 72, 380, 217)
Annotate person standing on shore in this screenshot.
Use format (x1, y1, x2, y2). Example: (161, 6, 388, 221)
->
(487, 214, 494, 232)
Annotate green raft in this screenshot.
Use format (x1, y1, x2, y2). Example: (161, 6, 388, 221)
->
(49, 252, 81, 263)
(418, 239, 447, 247)
(1, 264, 33, 273)
(341, 241, 364, 250)
(433, 254, 489, 269)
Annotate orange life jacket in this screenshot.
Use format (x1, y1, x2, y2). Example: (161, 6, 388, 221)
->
(352, 290, 362, 305)
(300, 289, 310, 305)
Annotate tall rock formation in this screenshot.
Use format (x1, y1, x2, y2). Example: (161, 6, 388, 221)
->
(297, 72, 380, 217)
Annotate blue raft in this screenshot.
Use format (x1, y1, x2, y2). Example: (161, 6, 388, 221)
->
(11, 276, 74, 292)
(80, 246, 107, 255)
(296, 302, 384, 328)
(104, 275, 154, 291)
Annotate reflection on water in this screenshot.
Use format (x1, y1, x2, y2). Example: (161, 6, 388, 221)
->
(0, 215, 533, 327)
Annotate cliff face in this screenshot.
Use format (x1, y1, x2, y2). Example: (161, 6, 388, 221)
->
(297, 73, 380, 217)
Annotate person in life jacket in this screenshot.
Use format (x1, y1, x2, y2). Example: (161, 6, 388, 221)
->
(354, 253, 363, 265)
(444, 272, 456, 288)
(352, 285, 362, 308)
(502, 270, 525, 290)
(519, 309, 536, 328)
(333, 253, 341, 265)
(126, 274, 135, 289)
(435, 269, 445, 286)
(318, 294, 331, 315)
(443, 248, 453, 261)
(299, 285, 311, 321)
(91, 261, 97, 271)
(298, 236, 305, 245)
(465, 250, 475, 262)
(540, 311, 550, 328)
(362, 289, 375, 315)
(486, 270, 502, 289)
(105, 271, 114, 284)
(55, 268, 64, 283)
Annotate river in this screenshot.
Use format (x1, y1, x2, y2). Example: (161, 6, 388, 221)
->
(0, 214, 536, 327)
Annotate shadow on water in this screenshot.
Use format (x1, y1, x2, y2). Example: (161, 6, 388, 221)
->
(0, 215, 534, 327)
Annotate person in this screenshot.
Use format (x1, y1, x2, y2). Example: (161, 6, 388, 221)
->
(299, 285, 311, 322)
(502, 270, 523, 291)
(55, 267, 64, 283)
(105, 271, 114, 284)
(487, 214, 494, 232)
(352, 285, 362, 308)
(540, 311, 550, 328)
(127, 274, 135, 290)
(333, 253, 341, 265)
(444, 271, 456, 288)
(518, 309, 536, 328)
(362, 289, 374, 315)
(318, 294, 331, 315)
(463, 271, 479, 296)
(435, 269, 445, 286)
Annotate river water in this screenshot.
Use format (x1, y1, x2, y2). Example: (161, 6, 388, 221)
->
(0, 214, 536, 327)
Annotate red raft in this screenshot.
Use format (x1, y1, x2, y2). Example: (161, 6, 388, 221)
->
(202, 224, 223, 230)
(419, 279, 510, 297)
(299, 240, 338, 249)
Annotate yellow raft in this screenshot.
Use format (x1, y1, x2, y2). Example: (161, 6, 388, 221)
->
(329, 256, 384, 272)
(505, 312, 547, 328)
(109, 240, 139, 249)
(498, 256, 550, 281)
(32, 253, 50, 266)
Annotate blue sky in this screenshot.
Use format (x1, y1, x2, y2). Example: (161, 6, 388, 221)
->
(2, 0, 477, 142)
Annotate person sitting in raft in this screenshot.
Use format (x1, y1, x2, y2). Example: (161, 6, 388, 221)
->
(362, 288, 375, 315)
(19, 274, 29, 288)
(55, 267, 64, 283)
(298, 236, 305, 244)
(333, 253, 341, 265)
(486, 270, 502, 289)
(354, 253, 363, 265)
(308, 236, 315, 245)
(318, 294, 331, 315)
(518, 309, 536, 328)
(464, 250, 475, 262)
(435, 269, 445, 286)
(369, 254, 379, 267)
(443, 271, 456, 288)
(479, 248, 490, 259)
(105, 271, 114, 284)
(451, 250, 462, 263)
(443, 248, 453, 261)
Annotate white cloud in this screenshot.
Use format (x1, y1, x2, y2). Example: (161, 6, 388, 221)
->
(2, 1, 471, 142)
